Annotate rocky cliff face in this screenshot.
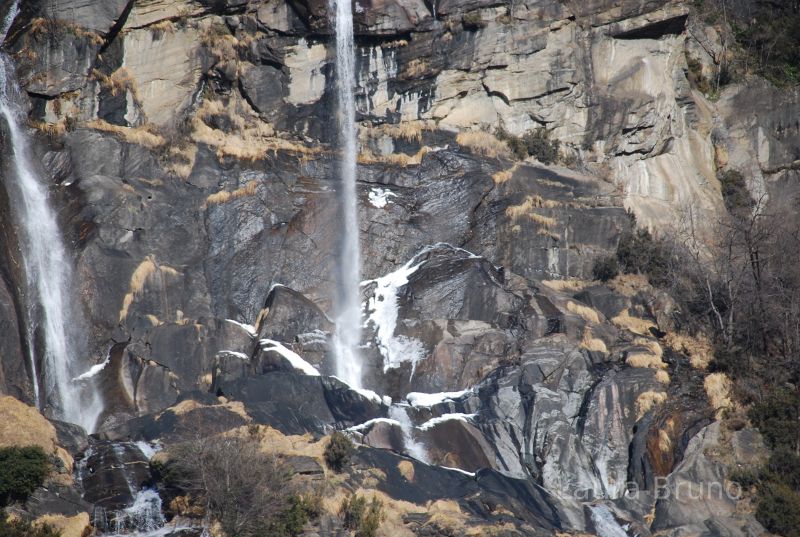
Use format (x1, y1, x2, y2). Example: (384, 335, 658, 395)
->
(0, 0, 795, 535)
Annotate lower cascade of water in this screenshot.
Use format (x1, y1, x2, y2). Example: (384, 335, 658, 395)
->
(77, 442, 181, 537)
(388, 405, 429, 464)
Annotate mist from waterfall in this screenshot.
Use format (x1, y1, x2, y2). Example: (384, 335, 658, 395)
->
(329, 0, 363, 388)
(0, 4, 103, 432)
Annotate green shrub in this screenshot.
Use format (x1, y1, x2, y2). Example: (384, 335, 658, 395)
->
(269, 493, 322, 537)
(496, 127, 560, 164)
(324, 432, 353, 473)
(748, 389, 800, 450)
(728, 467, 760, 490)
(340, 494, 383, 537)
(0, 447, 49, 506)
(522, 128, 560, 165)
(462, 12, 487, 30)
(756, 482, 800, 537)
(615, 228, 672, 287)
(767, 447, 800, 491)
(0, 513, 60, 537)
(592, 255, 619, 282)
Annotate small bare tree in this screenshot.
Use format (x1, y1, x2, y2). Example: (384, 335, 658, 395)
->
(165, 434, 295, 537)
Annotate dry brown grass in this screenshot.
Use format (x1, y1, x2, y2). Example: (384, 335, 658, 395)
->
(118, 256, 181, 322)
(505, 196, 558, 228)
(655, 369, 671, 384)
(370, 120, 434, 143)
(612, 309, 656, 336)
(205, 181, 260, 207)
(92, 67, 139, 99)
(581, 328, 608, 353)
(358, 147, 430, 166)
(86, 119, 165, 149)
(34, 513, 90, 537)
(664, 332, 713, 369)
(405, 58, 429, 77)
(626, 339, 666, 369)
(636, 390, 667, 419)
(192, 98, 317, 162)
(704, 372, 732, 414)
(456, 131, 510, 158)
(540, 278, 591, 292)
(150, 19, 176, 37)
(566, 301, 601, 324)
(31, 120, 68, 137)
(397, 460, 415, 482)
(491, 162, 519, 184)
(607, 273, 652, 297)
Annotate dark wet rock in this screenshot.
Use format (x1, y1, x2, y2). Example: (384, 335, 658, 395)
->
(51, 419, 90, 456)
(239, 63, 286, 117)
(257, 285, 333, 344)
(215, 371, 386, 435)
(25, 483, 92, 518)
(81, 441, 151, 511)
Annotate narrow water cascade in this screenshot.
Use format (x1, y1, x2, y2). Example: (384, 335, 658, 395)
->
(0, 6, 102, 432)
(329, 0, 364, 388)
(78, 442, 171, 536)
(388, 405, 429, 463)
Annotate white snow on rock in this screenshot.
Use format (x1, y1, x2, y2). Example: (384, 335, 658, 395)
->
(363, 258, 426, 375)
(589, 505, 630, 537)
(225, 318, 257, 337)
(406, 390, 472, 407)
(217, 350, 250, 360)
(72, 357, 110, 382)
(347, 417, 401, 432)
(367, 187, 397, 208)
(259, 339, 320, 376)
(418, 413, 476, 431)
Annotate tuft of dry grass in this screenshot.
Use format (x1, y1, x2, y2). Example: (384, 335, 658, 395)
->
(626, 339, 666, 369)
(607, 273, 652, 297)
(205, 181, 260, 207)
(34, 513, 90, 537)
(370, 120, 434, 143)
(119, 256, 181, 322)
(704, 372, 732, 414)
(581, 328, 608, 353)
(566, 301, 601, 324)
(397, 460, 415, 482)
(456, 131, 510, 158)
(86, 119, 165, 149)
(92, 67, 139, 99)
(358, 147, 430, 166)
(612, 309, 656, 336)
(636, 391, 667, 419)
(655, 369, 671, 384)
(192, 98, 317, 162)
(540, 278, 591, 292)
(492, 162, 519, 184)
(404, 58, 429, 77)
(505, 195, 558, 228)
(665, 332, 713, 369)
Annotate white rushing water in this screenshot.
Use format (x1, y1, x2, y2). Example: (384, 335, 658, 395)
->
(0, 7, 102, 432)
(329, 0, 363, 388)
(388, 405, 429, 463)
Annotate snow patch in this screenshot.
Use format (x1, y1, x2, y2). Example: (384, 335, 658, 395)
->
(217, 350, 249, 360)
(368, 188, 397, 208)
(331, 376, 391, 405)
(363, 258, 426, 375)
(347, 417, 401, 432)
(225, 319, 257, 337)
(259, 339, 320, 376)
(589, 505, 629, 537)
(441, 466, 476, 477)
(406, 390, 471, 407)
(134, 441, 160, 461)
(72, 358, 110, 382)
(418, 413, 476, 431)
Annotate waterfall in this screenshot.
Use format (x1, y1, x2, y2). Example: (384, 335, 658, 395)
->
(0, 7, 102, 432)
(388, 405, 429, 463)
(329, 0, 363, 388)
